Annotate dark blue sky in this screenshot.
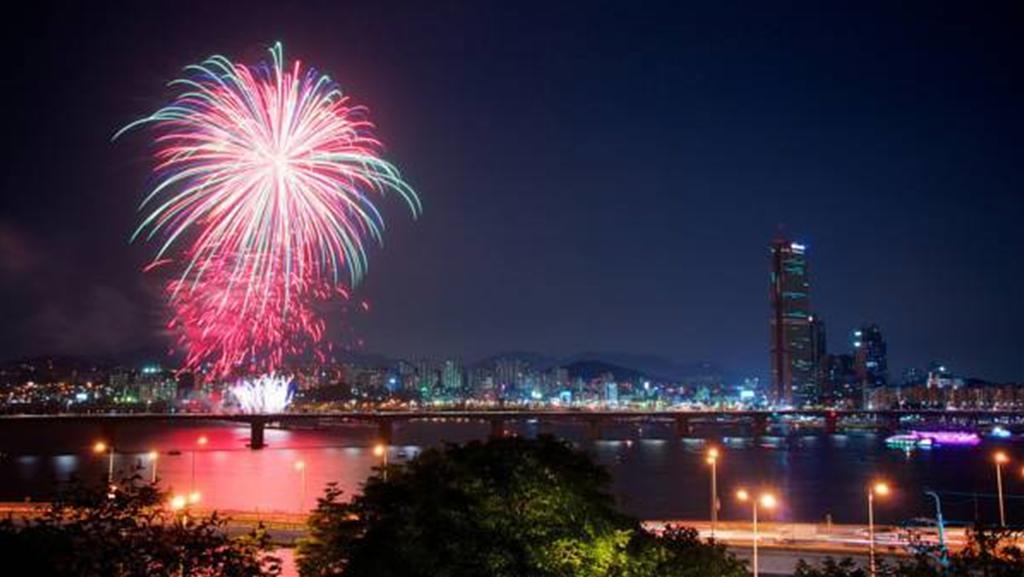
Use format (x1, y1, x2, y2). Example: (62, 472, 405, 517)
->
(1, 1, 1021, 381)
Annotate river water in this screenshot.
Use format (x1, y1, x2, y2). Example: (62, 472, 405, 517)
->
(0, 418, 1019, 526)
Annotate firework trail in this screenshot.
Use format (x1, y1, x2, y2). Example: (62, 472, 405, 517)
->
(118, 42, 418, 377)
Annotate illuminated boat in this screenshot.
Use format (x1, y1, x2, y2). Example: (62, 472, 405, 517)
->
(910, 430, 981, 446)
(885, 434, 933, 450)
(988, 426, 1013, 439)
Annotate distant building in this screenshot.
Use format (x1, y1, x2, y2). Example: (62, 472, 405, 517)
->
(415, 359, 440, 398)
(137, 365, 177, 404)
(853, 324, 888, 389)
(601, 373, 618, 405)
(808, 314, 827, 404)
(441, 359, 464, 395)
(824, 353, 859, 407)
(769, 237, 816, 406)
(494, 358, 529, 395)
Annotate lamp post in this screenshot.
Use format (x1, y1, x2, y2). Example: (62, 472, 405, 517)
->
(191, 435, 208, 492)
(148, 450, 159, 484)
(994, 452, 1008, 527)
(706, 447, 720, 539)
(294, 460, 307, 512)
(867, 482, 891, 577)
(924, 491, 949, 569)
(736, 489, 776, 577)
(93, 441, 114, 484)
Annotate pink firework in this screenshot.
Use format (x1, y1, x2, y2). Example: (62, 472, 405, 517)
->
(117, 42, 419, 377)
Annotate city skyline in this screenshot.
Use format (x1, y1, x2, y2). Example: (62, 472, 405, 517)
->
(1, 2, 1022, 382)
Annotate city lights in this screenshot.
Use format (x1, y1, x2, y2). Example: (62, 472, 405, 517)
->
(169, 495, 186, 510)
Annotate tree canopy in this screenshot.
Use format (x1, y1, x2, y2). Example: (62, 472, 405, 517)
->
(297, 435, 746, 577)
(0, 474, 280, 577)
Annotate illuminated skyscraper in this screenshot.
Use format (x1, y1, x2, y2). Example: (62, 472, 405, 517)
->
(769, 237, 815, 405)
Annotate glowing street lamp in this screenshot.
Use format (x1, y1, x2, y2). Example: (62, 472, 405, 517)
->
(867, 482, 891, 577)
(93, 441, 114, 484)
(148, 450, 159, 484)
(169, 494, 187, 511)
(736, 488, 777, 577)
(706, 447, 720, 538)
(294, 460, 307, 512)
(994, 452, 1009, 527)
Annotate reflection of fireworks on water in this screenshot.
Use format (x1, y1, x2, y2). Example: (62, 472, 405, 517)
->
(231, 374, 293, 414)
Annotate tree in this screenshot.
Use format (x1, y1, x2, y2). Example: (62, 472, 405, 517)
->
(297, 435, 745, 577)
(0, 473, 280, 577)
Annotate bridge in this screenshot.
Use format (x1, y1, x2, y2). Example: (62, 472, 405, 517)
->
(1, 408, 1019, 449)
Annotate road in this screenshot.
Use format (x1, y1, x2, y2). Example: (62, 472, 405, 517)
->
(3, 503, 964, 575)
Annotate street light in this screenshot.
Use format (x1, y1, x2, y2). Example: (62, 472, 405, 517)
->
(294, 460, 307, 512)
(93, 441, 114, 484)
(736, 488, 777, 577)
(994, 452, 1008, 527)
(148, 450, 159, 484)
(867, 482, 891, 577)
(706, 447, 720, 539)
(924, 491, 949, 569)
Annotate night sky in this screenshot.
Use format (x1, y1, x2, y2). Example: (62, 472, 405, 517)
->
(1, 1, 1022, 381)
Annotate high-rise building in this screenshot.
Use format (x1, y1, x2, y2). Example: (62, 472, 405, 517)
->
(824, 353, 859, 407)
(853, 324, 888, 389)
(769, 238, 816, 406)
(441, 359, 464, 394)
(808, 314, 827, 404)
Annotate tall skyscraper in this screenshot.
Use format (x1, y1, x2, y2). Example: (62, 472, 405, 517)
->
(853, 324, 888, 388)
(769, 237, 816, 406)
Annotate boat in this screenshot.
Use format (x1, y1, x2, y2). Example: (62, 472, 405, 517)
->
(987, 426, 1013, 439)
(886, 430, 980, 449)
(885, 434, 933, 450)
(910, 430, 981, 446)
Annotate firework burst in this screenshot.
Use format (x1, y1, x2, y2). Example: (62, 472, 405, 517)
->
(118, 42, 418, 377)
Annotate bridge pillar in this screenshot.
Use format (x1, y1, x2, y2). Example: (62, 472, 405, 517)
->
(377, 418, 393, 445)
(249, 419, 266, 450)
(752, 414, 769, 438)
(674, 415, 692, 438)
(489, 417, 507, 438)
(883, 413, 901, 432)
(825, 411, 838, 435)
(585, 418, 602, 441)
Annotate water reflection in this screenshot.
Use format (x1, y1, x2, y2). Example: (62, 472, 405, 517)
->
(0, 419, 1015, 525)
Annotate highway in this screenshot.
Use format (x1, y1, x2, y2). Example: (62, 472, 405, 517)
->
(1, 503, 964, 575)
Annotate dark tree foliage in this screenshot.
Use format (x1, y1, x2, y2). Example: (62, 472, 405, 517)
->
(297, 435, 746, 577)
(0, 473, 280, 577)
(794, 526, 1024, 577)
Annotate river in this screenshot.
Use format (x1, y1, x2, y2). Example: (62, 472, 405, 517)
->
(0, 418, 1019, 526)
